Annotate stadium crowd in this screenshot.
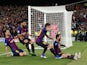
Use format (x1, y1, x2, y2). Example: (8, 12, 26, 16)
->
(72, 8, 87, 41)
(0, 6, 28, 37)
(0, 5, 86, 41)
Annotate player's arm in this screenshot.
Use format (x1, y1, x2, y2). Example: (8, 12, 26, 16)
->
(26, 32, 33, 36)
(5, 46, 9, 57)
(5, 39, 10, 57)
(45, 33, 53, 40)
(58, 42, 66, 47)
(17, 29, 24, 39)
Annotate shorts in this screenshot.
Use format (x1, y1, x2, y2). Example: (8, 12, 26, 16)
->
(36, 41, 49, 48)
(12, 49, 24, 56)
(19, 38, 31, 45)
(58, 53, 63, 57)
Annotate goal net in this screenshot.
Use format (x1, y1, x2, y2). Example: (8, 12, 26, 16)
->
(28, 6, 73, 49)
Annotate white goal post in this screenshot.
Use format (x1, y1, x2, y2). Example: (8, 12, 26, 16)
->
(28, 6, 73, 48)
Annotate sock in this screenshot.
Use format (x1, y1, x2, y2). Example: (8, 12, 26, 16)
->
(67, 55, 74, 59)
(25, 44, 30, 52)
(50, 48, 56, 56)
(31, 44, 35, 54)
(42, 47, 47, 54)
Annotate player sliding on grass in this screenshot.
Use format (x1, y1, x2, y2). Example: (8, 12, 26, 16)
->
(5, 29, 27, 57)
(54, 34, 81, 60)
(17, 20, 36, 56)
(36, 23, 57, 58)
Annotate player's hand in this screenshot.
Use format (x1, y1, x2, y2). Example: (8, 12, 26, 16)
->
(29, 34, 33, 36)
(61, 44, 66, 47)
(6, 54, 10, 57)
(51, 38, 54, 41)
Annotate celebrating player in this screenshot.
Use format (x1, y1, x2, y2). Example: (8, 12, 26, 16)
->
(5, 29, 27, 57)
(17, 20, 36, 56)
(53, 34, 81, 60)
(36, 23, 57, 58)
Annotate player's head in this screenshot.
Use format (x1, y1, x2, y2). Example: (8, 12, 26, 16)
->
(56, 34, 61, 41)
(5, 29, 11, 36)
(45, 23, 51, 31)
(20, 20, 27, 27)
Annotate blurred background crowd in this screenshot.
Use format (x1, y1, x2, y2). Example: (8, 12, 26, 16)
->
(0, 6, 28, 37)
(0, 3, 87, 42)
(71, 5, 87, 41)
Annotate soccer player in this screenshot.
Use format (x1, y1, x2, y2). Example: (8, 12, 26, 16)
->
(54, 34, 81, 60)
(17, 20, 36, 56)
(5, 29, 27, 57)
(36, 23, 57, 58)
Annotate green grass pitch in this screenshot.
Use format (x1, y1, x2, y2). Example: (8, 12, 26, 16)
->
(0, 41, 87, 65)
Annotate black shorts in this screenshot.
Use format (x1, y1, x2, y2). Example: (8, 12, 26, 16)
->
(58, 53, 63, 57)
(36, 41, 49, 48)
(12, 49, 24, 56)
(19, 38, 31, 45)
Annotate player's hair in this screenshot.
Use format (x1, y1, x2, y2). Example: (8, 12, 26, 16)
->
(19, 19, 27, 24)
(56, 34, 60, 39)
(4, 28, 10, 37)
(45, 23, 51, 27)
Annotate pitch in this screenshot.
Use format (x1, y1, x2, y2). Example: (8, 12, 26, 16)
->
(0, 41, 87, 65)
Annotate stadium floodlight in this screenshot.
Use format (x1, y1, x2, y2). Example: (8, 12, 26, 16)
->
(28, 6, 73, 48)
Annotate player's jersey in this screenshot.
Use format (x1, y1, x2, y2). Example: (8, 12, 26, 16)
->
(53, 41, 61, 54)
(5, 36, 19, 52)
(36, 27, 47, 42)
(17, 26, 28, 38)
(53, 41, 59, 48)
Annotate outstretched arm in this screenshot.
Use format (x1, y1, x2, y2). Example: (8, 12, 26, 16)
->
(45, 33, 53, 40)
(5, 46, 9, 57)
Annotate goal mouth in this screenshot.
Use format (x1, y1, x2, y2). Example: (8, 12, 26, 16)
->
(28, 6, 73, 49)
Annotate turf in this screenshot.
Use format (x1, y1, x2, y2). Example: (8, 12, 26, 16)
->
(0, 41, 87, 65)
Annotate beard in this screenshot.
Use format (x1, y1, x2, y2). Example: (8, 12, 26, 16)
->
(59, 38, 61, 41)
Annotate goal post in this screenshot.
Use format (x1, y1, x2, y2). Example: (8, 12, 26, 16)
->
(28, 6, 73, 48)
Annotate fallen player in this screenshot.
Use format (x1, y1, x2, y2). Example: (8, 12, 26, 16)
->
(5, 29, 27, 57)
(53, 34, 81, 60)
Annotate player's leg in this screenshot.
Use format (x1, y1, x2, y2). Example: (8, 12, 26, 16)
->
(23, 51, 27, 56)
(36, 42, 48, 58)
(23, 39, 36, 56)
(12, 50, 24, 56)
(18, 49, 27, 56)
(36, 42, 56, 58)
(54, 48, 62, 59)
(19, 39, 31, 53)
(23, 39, 31, 52)
(47, 44, 56, 56)
(29, 40, 36, 56)
(19, 52, 24, 56)
(12, 51, 20, 56)
(60, 53, 81, 60)
(25, 43, 30, 53)
(42, 42, 56, 56)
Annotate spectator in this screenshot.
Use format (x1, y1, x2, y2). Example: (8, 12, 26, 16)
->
(0, 6, 28, 37)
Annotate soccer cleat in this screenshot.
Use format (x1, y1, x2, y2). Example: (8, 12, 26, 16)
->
(32, 53, 37, 56)
(55, 55, 62, 59)
(55, 56, 62, 59)
(29, 52, 32, 55)
(41, 54, 47, 58)
(29, 52, 36, 56)
(74, 53, 78, 60)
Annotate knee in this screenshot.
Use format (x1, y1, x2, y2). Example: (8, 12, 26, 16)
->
(19, 53, 24, 56)
(30, 40, 34, 44)
(48, 44, 53, 49)
(23, 52, 27, 56)
(24, 39, 28, 43)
